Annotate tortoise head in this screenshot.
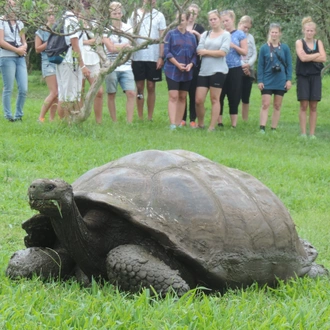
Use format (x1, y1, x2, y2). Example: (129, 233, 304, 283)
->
(28, 179, 74, 216)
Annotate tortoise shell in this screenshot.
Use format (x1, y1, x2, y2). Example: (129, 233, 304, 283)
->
(72, 150, 309, 288)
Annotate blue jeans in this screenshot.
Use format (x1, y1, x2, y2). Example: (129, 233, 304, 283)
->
(1, 56, 28, 120)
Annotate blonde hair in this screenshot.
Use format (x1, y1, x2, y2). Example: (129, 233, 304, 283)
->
(109, 1, 122, 12)
(220, 9, 236, 22)
(239, 15, 253, 26)
(189, 3, 200, 12)
(302, 16, 316, 32)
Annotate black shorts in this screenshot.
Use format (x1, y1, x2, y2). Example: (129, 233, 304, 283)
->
(132, 61, 162, 82)
(261, 89, 286, 96)
(166, 76, 191, 91)
(197, 72, 227, 89)
(296, 75, 321, 101)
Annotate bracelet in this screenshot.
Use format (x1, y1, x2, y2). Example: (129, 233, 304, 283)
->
(80, 65, 86, 69)
(159, 56, 164, 60)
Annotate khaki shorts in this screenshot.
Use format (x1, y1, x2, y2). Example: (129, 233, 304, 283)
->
(56, 62, 83, 102)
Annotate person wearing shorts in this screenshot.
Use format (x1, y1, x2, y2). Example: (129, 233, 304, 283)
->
(128, 0, 166, 121)
(195, 10, 231, 131)
(257, 23, 292, 133)
(56, 5, 90, 119)
(163, 10, 197, 129)
(103, 2, 136, 123)
(295, 17, 326, 138)
(35, 11, 58, 122)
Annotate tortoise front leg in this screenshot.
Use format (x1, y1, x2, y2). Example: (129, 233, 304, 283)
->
(6, 246, 75, 280)
(106, 244, 190, 296)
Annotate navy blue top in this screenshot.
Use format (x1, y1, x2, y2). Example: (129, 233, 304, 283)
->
(257, 43, 293, 90)
(164, 28, 197, 82)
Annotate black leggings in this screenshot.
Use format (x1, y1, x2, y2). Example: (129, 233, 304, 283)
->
(183, 65, 199, 122)
(220, 66, 243, 115)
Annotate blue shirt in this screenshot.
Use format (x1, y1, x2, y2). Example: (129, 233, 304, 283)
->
(164, 28, 197, 82)
(257, 43, 293, 90)
(226, 30, 246, 68)
(35, 28, 51, 62)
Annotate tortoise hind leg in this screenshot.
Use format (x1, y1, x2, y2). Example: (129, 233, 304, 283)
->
(106, 244, 190, 296)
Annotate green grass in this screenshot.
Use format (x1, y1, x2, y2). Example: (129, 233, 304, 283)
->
(1, 72, 330, 329)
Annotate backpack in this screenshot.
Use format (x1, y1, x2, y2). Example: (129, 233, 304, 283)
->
(45, 18, 69, 64)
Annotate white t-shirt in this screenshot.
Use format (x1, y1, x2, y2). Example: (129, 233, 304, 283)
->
(82, 31, 100, 66)
(63, 11, 84, 64)
(0, 19, 24, 57)
(128, 8, 166, 62)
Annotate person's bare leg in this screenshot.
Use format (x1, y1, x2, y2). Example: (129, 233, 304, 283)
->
(107, 93, 117, 122)
(125, 90, 136, 123)
(270, 95, 283, 129)
(299, 100, 308, 135)
(309, 100, 318, 136)
(175, 91, 188, 126)
(242, 103, 249, 121)
(146, 80, 156, 121)
(195, 87, 208, 128)
(39, 75, 58, 121)
(93, 86, 103, 124)
(260, 94, 271, 127)
(209, 87, 222, 130)
(135, 80, 145, 120)
(168, 90, 178, 125)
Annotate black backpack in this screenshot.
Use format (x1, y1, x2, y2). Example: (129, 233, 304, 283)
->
(45, 17, 70, 64)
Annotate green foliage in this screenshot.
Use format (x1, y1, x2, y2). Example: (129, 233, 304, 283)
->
(1, 73, 330, 328)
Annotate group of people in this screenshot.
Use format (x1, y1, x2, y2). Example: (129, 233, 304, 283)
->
(0, 1, 326, 137)
(0, 0, 165, 124)
(165, 8, 326, 137)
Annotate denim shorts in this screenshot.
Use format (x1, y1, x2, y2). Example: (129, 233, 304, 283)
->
(105, 70, 135, 93)
(42, 60, 56, 78)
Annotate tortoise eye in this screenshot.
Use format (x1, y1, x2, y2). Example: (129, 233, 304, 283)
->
(45, 184, 56, 192)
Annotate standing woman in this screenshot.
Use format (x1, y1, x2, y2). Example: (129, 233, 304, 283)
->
(296, 17, 326, 138)
(35, 10, 58, 122)
(257, 23, 292, 133)
(218, 10, 247, 128)
(181, 3, 205, 128)
(103, 1, 136, 123)
(195, 10, 231, 131)
(0, 0, 28, 122)
(238, 15, 257, 121)
(164, 10, 197, 129)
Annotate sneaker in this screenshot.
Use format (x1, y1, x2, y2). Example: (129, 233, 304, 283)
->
(14, 118, 22, 122)
(218, 123, 224, 127)
(310, 135, 317, 140)
(7, 118, 14, 122)
(190, 121, 197, 128)
(169, 124, 176, 130)
(197, 125, 205, 129)
(300, 134, 307, 138)
(259, 129, 265, 134)
(180, 120, 186, 127)
(231, 126, 236, 129)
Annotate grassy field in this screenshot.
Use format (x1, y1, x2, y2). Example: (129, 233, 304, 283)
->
(1, 72, 330, 329)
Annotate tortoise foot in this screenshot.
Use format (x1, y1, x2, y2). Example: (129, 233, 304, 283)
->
(106, 244, 190, 296)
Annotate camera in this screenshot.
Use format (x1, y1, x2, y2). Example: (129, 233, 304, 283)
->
(272, 64, 281, 73)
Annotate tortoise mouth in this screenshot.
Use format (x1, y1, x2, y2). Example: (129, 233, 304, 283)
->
(29, 198, 61, 212)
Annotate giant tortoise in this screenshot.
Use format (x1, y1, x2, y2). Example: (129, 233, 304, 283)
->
(6, 150, 327, 295)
